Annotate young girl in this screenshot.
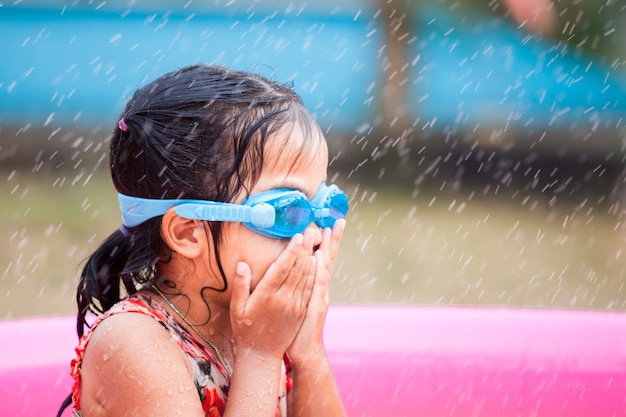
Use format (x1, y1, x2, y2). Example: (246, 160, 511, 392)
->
(66, 64, 349, 417)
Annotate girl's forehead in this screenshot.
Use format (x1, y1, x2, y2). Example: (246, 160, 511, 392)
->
(264, 122, 327, 168)
(250, 126, 328, 191)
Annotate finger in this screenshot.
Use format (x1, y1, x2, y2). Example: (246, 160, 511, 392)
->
(320, 219, 345, 273)
(283, 227, 316, 297)
(326, 219, 346, 274)
(295, 255, 316, 307)
(292, 227, 318, 287)
(320, 226, 332, 266)
(330, 219, 346, 254)
(258, 232, 304, 290)
(230, 261, 252, 320)
(310, 249, 330, 308)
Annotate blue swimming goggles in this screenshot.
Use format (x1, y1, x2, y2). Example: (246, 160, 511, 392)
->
(118, 182, 349, 239)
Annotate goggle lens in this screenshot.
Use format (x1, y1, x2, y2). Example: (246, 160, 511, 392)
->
(244, 183, 348, 238)
(314, 185, 348, 229)
(272, 195, 314, 235)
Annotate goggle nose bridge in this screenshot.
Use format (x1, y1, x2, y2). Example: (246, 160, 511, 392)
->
(313, 207, 331, 219)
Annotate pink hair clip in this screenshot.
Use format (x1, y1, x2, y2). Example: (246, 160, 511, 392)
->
(118, 118, 129, 132)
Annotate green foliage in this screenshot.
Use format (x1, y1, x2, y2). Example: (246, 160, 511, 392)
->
(395, 0, 624, 64)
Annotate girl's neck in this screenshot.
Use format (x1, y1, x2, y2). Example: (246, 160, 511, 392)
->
(147, 281, 233, 350)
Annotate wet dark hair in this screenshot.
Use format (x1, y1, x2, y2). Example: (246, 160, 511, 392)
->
(75, 64, 322, 337)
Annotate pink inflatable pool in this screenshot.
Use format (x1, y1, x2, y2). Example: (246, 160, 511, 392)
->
(1, 306, 625, 416)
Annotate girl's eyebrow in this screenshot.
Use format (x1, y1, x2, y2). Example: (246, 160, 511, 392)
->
(267, 180, 317, 198)
(267, 174, 305, 190)
(274, 182, 306, 193)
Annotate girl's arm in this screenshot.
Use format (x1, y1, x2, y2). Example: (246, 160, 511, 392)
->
(287, 221, 348, 417)
(288, 348, 347, 417)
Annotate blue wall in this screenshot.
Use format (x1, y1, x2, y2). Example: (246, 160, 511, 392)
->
(0, 4, 381, 132)
(2, 3, 625, 135)
(409, 7, 626, 132)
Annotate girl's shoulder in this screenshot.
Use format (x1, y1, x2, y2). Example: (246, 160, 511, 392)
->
(72, 293, 230, 416)
(79, 293, 186, 351)
(87, 294, 176, 344)
(74, 297, 205, 416)
(73, 293, 191, 383)
(99, 293, 170, 329)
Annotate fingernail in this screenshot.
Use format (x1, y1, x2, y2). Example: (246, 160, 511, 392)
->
(236, 262, 246, 276)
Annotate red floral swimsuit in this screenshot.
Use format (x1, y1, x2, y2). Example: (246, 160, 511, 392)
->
(70, 294, 291, 416)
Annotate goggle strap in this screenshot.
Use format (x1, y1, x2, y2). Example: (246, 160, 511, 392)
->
(176, 202, 276, 228)
(119, 193, 180, 227)
(176, 203, 249, 222)
(118, 183, 348, 235)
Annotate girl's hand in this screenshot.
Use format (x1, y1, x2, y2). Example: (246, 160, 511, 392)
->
(229, 228, 319, 359)
(287, 219, 345, 363)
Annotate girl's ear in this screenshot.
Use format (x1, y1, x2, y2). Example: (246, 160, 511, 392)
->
(160, 208, 207, 258)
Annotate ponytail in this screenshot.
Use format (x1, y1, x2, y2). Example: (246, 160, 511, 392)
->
(75, 228, 132, 337)
(75, 217, 165, 338)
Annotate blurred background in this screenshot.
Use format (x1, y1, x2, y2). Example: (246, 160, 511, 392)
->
(2, 0, 626, 318)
